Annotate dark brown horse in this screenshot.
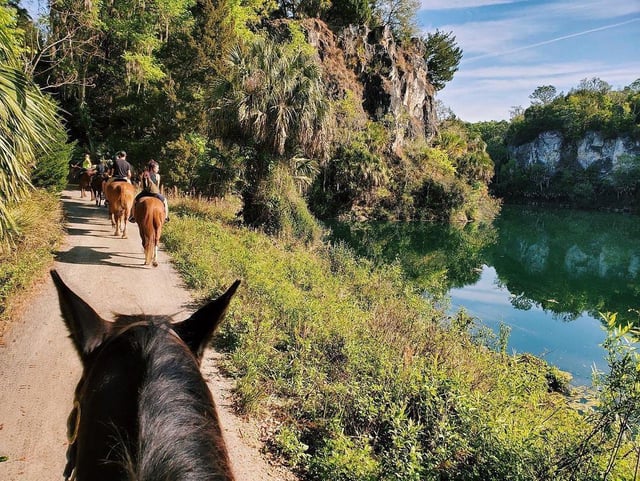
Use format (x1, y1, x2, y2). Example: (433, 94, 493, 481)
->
(134, 196, 165, 267)
(51, 270, 240, 481)
(72, 167, 95, 199)
(104, 180, 135, 238)
(90, 173, 108, 207)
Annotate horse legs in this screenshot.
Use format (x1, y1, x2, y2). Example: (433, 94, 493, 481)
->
(111, 211, 120, 237)
(121, 207, 131, 239)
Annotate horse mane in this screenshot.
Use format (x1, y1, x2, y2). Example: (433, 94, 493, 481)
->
(110, 315, 234, 481)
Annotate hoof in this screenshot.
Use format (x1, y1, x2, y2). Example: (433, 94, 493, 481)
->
(152, 261, 158, 267)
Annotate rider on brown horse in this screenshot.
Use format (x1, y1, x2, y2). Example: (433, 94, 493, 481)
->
(130, 159, 169, 223)
(108, 151, 132, 182)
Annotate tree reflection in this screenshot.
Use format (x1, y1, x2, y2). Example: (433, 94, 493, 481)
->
(328, 206, 640, 328)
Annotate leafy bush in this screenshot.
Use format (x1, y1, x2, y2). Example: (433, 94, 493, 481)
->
(161, 133, 208, 191)
(0, 191, 64, 334)
(161, 197, 633, 480)
(193, 144, 247, 198)
(244, 164, 324, 243)
(31, 128, 75, 192)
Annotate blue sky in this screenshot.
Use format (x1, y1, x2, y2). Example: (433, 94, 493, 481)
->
(417, 0, 640, 122)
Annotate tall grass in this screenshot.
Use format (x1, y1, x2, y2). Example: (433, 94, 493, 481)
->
(0, 190, 64, 337)
(162, 196, 635, 480)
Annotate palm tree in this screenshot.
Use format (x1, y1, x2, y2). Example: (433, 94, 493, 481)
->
(0, 4, 61, 245)
(212, 35, 329, 227)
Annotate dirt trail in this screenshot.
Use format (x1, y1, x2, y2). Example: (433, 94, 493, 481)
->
(0, 189, 295, 481)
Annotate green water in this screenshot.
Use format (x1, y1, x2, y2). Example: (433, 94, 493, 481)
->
(328, 206, 640, 385)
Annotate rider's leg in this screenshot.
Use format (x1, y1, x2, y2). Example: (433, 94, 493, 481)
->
(163, 199, 169, 222)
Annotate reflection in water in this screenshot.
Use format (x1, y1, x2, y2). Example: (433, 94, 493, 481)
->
(448, 266, 609, 385)
(486, 207, 640, 325)
(327, 206, 640, 385)
(327, 220, 498, 296)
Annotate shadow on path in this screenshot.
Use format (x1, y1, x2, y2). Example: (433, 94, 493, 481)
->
(55, 245, 144, 269)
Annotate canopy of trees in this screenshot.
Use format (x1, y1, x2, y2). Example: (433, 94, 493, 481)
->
(0, 1, 68, 247)
(12, 0, 475, 233)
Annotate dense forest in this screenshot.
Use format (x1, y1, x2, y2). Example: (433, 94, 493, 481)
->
(4, 0, 500, 247)
(3, 0, 640, 247)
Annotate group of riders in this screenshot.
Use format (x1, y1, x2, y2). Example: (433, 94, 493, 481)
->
(73, 150, 169, 222)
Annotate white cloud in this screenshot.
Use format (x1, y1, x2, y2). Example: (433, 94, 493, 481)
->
(437, 61, 640, 121)
(418, 0, 640, 121)
(537, 0, 640, 21)
(420, 0, 640, 58)
(420, 0, 520, 10)
(425, 19, 547, 57)
(463, 18, 640, 62)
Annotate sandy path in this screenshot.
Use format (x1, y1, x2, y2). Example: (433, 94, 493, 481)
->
(0, 189, 294, 481)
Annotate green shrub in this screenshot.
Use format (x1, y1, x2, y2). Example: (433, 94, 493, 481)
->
(162, 197, 632, 480)
(0, 190, 64, 334)
(31, 129, 75, 192)
(309, 431, 379, 481)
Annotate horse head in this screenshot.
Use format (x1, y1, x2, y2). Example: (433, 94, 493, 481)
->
(51, 270, 240, 481)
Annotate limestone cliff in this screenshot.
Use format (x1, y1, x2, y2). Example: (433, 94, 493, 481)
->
(301, 19, 438, 154)
(508, 130, 640, 175)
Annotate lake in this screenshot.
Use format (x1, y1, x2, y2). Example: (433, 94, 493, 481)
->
(327, 206, 640, 386)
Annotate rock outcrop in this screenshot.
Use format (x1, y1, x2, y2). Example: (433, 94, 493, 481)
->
(302, 19, 438, 154)
(508, 130, 640, 175)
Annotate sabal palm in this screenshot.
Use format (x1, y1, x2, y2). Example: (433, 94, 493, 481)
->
(214, 36, 328, 162)
(0, 6, 60, 243)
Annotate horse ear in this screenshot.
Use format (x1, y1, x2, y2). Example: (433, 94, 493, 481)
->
(174, 280, 241, 362)
(51, 270, 112, 360)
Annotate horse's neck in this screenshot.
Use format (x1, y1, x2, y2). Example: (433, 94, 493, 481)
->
(74, 330, 235, 481)
(133, 336, 236, 481)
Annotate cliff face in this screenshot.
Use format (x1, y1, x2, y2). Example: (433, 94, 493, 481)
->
(509, 131, 640, 174)
(302, 19, 438, 153)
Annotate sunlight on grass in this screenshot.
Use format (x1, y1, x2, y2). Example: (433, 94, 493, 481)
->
(162, 196, 637, 480)
(0, 190, 64, 337)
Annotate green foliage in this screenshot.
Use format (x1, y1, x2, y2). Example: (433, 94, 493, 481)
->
(325, 0, 371, 27)
(608, 154, 640, 200)
(311, 135, 389, 217)
(309, 432, 380, 481)
(0, 190, 63, 325)
(311, 116, 500, 223)
(371, 0, 419, 42)
(421, 30, 463, 91)
(31, 125, 75, 192)
(529, 85, 558, 106)
(0, 2, 64, 245)
(244, 163, 324, 243)
(161, 197, 632, 480)
(467, 120, 510, 175)
(211, 33, 329, 232)
(557, 313, 640, 478)
(160, 133, 208, 191)
(487, 78, 640, 207)
(212, 34, 328, 159)
(193, 143, 247, 198)
(506, 78, 640, 146)
(273, 424, 310, 467)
